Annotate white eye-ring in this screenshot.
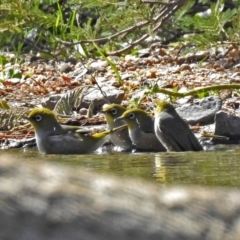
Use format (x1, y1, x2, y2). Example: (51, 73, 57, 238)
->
(128, 113, 135, 119)
(111, 108, 117, 115)
(35, 115, 42, 122)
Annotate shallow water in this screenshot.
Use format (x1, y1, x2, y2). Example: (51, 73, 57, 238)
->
(4, 144, 240, 187)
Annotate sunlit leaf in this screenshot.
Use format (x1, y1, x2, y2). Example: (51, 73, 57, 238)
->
(0, 99, 10, 110)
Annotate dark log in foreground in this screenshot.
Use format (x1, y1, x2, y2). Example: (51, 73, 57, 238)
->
(0, 155, 239, 240)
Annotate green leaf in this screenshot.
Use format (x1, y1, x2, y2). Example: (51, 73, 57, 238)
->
(197, 91, 209, 99)
(0, 100, 10, 110)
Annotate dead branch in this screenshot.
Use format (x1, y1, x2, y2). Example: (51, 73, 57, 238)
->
(54, 0, 187, 56)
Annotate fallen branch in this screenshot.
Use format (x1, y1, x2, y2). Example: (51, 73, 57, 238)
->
(148, 84, 240, 98)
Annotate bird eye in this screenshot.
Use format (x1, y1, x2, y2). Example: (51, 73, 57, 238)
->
(34, 115, 42, 122)
(128, 113, 135, 119)
(111, 108, 117, 115)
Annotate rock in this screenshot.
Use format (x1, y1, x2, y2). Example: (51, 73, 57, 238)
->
(79, 107, 88, 115)
(58, 63, 72, 73)
(214, 111, 240, 140)
(89, 60, 108, 71)
(138, 48, 150, 58)
(176, 96, 222, 125)
(65, 57, 78, 65)
(42, 85, 124, 113)
(80, 85, 125, 113)
(1, 155, 240, 240)
(42, 94, 62, 110)
(67, 67, 88, 80)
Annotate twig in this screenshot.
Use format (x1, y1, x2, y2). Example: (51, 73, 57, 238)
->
(141, 0, 172, 5)
(107, 0, 186, 55)
(148, 84, 240, 98)
(79, 60, 111, 104)
(55, 0, 187, 54)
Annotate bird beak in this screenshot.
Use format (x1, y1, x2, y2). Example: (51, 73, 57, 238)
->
(115, 116, 126, 122)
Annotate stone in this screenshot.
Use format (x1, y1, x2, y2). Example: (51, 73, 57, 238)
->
(42, 94, 62, 110)
(0, 155, 240, 240)
(67, 67, 88, 80)
(80, 85, 125, 113)
(42, 85, 124, 113)
(58, 63, 72, 73)
(176, 96, 222, 125)
(214, 111, 240, 140)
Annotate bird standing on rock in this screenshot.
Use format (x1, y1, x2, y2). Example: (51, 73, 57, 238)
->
(26, 108, 126, 154)
(154, 100, 203, 152)
(101, 104, 133, 151)
(117, 109, 166, 152)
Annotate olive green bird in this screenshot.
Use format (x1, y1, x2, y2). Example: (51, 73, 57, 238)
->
(117, 109, 166, 152)
(101, 104, 133, 151)
(26, 108, 126, 154)
(154, 100, 203, 152)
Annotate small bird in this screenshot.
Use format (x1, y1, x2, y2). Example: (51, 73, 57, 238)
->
(101, 104, 133, 151)
(117, 109, 166, 152)
(154, 100, 203, 152)
(26, 107, 126, 154)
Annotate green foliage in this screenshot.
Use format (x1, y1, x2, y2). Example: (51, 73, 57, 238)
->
(197, 91, 209, 99)
(177, 0, 238, 48)
(0, 0, 239, 57)
(0, 0, 156, 56)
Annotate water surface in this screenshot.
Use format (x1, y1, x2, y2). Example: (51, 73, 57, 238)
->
(4, 144, 240, 188)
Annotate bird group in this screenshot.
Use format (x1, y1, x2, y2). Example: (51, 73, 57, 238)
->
(26, 100, 203, 154)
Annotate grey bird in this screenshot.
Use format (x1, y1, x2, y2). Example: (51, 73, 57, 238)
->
(101, 104, 134, 151)
(154, 100, 203, 152)
(26, 107, 126, 154)
(117, 108, 166, 152)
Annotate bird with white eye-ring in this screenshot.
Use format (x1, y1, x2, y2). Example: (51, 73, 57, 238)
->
(34, 115, 42, 122)
(101, 104, 134, 151)
(26, 107, 127, 154)
(116, 108, 166, 152)
(154, 100, 203, 152)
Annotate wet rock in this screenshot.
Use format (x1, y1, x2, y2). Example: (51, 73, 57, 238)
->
(80, 85, 125, 113)
(176, 96, 222, 125)
(214, 111, 240, 140)
(1, 155, 240, 240)
(1, 137, 36, 149)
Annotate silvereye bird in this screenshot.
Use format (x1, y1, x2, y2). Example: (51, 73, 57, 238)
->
(117, 109, 166, 152)
(101, 104, 133, 151)
(154, 100, 203, 152)
(26, 108, 126, 154)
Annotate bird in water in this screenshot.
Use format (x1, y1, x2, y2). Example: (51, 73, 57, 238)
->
(154, 100, 203, 152)
(26, 107, 126, 154)
(117, 108, 166, 152)
(101, 104, 133, 151)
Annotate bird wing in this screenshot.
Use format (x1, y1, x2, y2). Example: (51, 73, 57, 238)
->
(158, 112, 202, 151)
(61, 124, 92, 134)
(139, 116, 155, 133)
